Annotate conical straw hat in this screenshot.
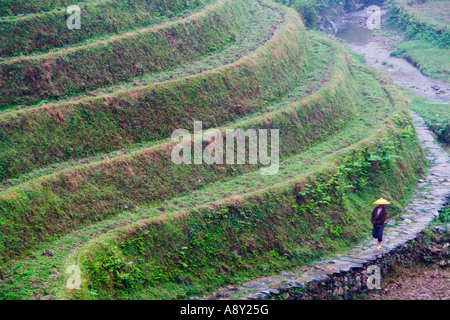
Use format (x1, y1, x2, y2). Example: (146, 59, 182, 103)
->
(373, 198, 391, 205)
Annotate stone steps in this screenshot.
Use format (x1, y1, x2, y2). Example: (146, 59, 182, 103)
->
(203, 111, 449, 300)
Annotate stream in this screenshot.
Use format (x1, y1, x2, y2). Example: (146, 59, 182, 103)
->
(333, 8, 450, 103)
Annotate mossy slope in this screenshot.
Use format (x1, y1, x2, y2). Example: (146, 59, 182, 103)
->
(0, 0, 214, 57)
(0, 0, 309, 181)
(0, 0, 247, 107)
(0, 35, 348, 261)
(67, 83, 425, 300)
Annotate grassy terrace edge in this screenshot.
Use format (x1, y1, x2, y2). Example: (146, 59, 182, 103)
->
(0, 0, 245, 107)
(0, 0, 309, 181)
(0, 0, 95, 16)
(63, 90, 426, 300)
(0, 0, 214, 57)
(387, 0, 450, 83)
(0, 35, 350, 261)
(404, 90, 450, 146)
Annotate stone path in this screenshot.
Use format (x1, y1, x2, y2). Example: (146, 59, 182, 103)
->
(203, 111, 450, 300)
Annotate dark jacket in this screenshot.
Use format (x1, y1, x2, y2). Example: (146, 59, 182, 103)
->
(371, 206, 388, 225)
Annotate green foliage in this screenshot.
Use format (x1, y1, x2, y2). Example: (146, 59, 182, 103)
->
(438, 204, 450, 224)
(391, 40, 450, 83)
(0, 2, 312, 260)
(274, 0, 318, 28)
(0, 0, 309, 182)
(72, 112, 425, 299)
(388, 0, 450, 47)
(387, 0, 450, 82)
(0, 0, 93, 16)
(0, 0, 245, 107)
(404, 92, 450, 146)
(0, 0, 214, 57)
(0, 1, 429, 300)
(273, 0, 385, 27)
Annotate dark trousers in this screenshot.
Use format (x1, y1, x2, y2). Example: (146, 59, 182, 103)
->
(372, 225, 384, 242)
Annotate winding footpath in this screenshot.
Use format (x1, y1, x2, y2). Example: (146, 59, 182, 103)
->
(203, 8, 450, 300)
(204, 112, 450, 300)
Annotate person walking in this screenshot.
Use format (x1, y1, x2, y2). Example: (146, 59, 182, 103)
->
(371, 198, 390, 250)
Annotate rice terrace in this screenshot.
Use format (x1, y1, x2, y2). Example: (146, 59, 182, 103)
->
(0, 0, 448, 304)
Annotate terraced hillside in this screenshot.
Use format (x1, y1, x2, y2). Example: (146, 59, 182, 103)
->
(0, 0, 426, 300)
(388, 0, 450, 83)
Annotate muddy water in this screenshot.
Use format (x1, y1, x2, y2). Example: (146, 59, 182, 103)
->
(333, 9, 450, 103)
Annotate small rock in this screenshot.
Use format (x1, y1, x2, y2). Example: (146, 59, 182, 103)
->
(41, 250, 53, 257)
(294, 293, 303, 300)
(40, 295, 53, 300)
(281, 283, 293, 290)
(261, 291, 272, 298)
(404, 219, 412, 224)
(269, 289, 280, 295)
(443, 243, 449, 249)
(434, 226, 446, 234)
(438, 260, 447, 267)
(254, 293, 266, 300)
(343, 291, 350, 300)
(387, 220, 396, 226)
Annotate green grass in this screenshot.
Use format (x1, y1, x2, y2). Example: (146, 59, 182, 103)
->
(0, 0, 214, 57)
(65, 69, 425, 299)
(0, 0, 97, 16)
(0, 34, 335, 262)
(0, 0, 310, 182)
(387, 0, 450, 83)
(401, 88, 450, 146)
(0, 0, 431, 301)
(393, 0, 450, 28)
(0, 0, 280, 113)
(0, 0, 248, 107)
(0, 43, 426, 299)
(391, 40, 450, 83)
(0, 32, 327, 193)
(0, 30, 339, 299)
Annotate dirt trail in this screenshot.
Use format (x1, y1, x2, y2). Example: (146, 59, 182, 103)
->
(203, 110, 449, 300)
(333, 9, 450, 103)
(333, 7, 450, 301)
(203, 7, 450, 301)
(369, 266, 450, 300)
